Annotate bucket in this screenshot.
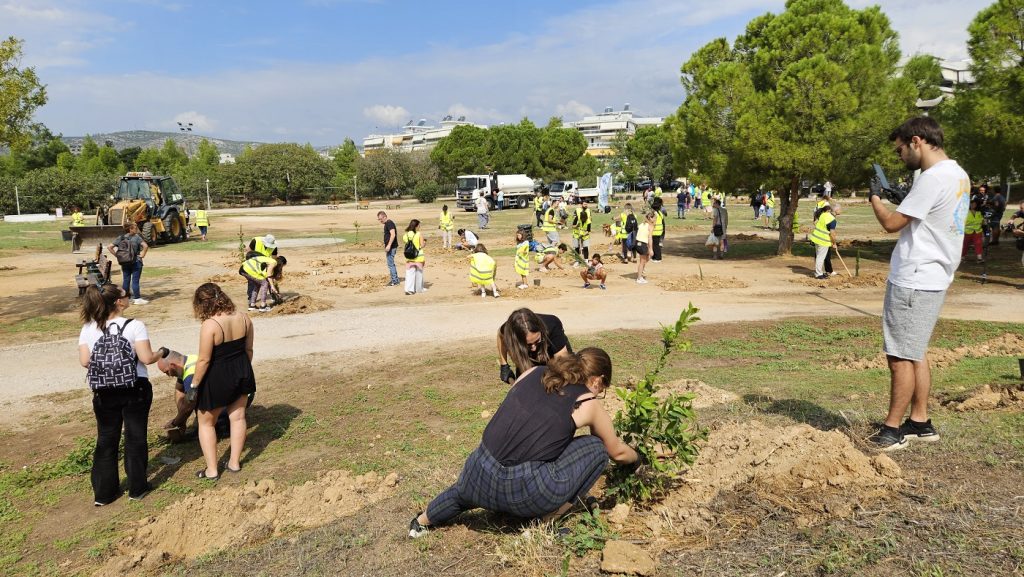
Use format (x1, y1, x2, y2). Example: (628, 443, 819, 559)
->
(61, 230, 73, 241)
(533, 278, 541, 287)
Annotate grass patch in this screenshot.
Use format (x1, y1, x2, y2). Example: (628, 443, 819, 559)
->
(0, 221, 67, 256)
(0, 316, 78, 335)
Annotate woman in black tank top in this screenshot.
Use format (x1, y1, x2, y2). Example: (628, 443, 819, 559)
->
(409, 348, 639, 538)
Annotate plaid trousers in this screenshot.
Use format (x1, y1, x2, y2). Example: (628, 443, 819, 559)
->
(426, 435, 608, 525)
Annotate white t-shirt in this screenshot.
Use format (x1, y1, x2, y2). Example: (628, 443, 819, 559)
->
(889, 159, 970, 290)
(476, 196, 489, 214)
(78, 316, 150, 378)
(463, 230, 479, 247)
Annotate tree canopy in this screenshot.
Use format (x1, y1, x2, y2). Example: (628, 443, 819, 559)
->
(0, 37, 47, 149)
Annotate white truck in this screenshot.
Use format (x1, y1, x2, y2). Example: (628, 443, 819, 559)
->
(548, 180, 600, 205)
(455, 172, 537, 211)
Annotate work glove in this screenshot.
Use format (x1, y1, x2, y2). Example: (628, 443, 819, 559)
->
(158, 347, 170, 359)
(868, 177, 883, 201)
(499, 364, 515, 384)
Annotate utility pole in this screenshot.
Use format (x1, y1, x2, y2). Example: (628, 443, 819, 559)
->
(15, 185, 20, 215)
(354, 175, 358, 202)
(205, 178, 211, 210)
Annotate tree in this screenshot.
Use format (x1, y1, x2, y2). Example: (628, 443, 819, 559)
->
(902, 54, 944, 101)
(670, 0, 917, 254)
(945, 0, 1024, 195)
(329, 138, 360, 199)
(358, 148, 410, 198)
(430, 124, 489, 183)
(229, 143, 333, 205)
(539, 117, 588, 180)
(0, 37, 47, 149)
(484, 119, 544, 177)
(194, 139, 220, 168)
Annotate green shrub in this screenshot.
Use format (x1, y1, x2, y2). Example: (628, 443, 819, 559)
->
(604, 305, 707, 503)
(414, 182, 444, 203)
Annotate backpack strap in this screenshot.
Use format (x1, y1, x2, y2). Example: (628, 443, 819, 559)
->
(106, 318, 133, 336)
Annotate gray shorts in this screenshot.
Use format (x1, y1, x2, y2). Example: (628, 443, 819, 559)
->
(882, 281, 946, 361)
(546, 231, 560, 245)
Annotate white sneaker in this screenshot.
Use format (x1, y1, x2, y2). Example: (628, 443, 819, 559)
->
(493, 292, 500, 298)
(132, 298, 149, 305)
(517, 284, 529, 289)
(481, 291, 487, 298)
(636, 277, 648, 284)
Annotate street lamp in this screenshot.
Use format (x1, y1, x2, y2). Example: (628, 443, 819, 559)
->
(204, 178, 211, 210)
(353, 175, 358, 202)
(177, 122, 194, 158)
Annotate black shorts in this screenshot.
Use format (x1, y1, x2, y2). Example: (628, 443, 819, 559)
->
(636, 242, 649, 256)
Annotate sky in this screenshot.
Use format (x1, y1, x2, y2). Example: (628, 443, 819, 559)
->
(3, 0, 992, 147)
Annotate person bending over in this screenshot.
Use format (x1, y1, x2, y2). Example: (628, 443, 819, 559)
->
(409, 348, 639, 537)
(496, 308, 572, 384)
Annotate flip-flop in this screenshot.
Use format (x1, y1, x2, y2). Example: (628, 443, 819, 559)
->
(222, 465, 242, 473)
(196, 470, 219, 481)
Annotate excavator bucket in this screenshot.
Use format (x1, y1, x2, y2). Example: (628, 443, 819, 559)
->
(68, 225, 123, 253)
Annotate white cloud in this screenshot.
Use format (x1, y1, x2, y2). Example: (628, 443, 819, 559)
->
(363, 105, 411, 127)
(555, 100, 594, 120)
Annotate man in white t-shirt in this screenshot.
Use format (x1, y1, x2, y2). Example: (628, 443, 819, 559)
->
(455, 228, 479, 250)
(476, 195, 490, 229)
(868, 116, 969, 452)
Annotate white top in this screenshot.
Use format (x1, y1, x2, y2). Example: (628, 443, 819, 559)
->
(475, 196, 489, 214)
(889, 159, 970, 290)
(78, 316, 150, 378)
(463, 230, 479, 247)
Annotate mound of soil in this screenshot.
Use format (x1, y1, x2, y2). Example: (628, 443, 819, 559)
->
(793, 272, 887, 289)
(838, 332, 1024, 371)
(204, 273, 238, 284)
(654, 421, 902, 535)
(603, 379, 739, 417)
(264, 295, 332, 315)
(318, 274, 387, 292)
(942, 383, 1024, 411)
(96, 470, 398, 575)
(308, 255, 376, 268)
(498, 284, 565, 300)
(660, 275, 749, 291)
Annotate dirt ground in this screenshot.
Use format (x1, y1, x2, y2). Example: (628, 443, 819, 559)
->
(1, 199, 1022, 576)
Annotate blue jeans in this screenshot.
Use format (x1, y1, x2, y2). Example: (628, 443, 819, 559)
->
(120, 260, 143, 299)
(385, 248, 399, 284)
(92, 379, 152, 503)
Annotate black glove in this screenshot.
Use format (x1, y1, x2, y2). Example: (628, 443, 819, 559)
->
(500, 364, 514, 384)
(158, 347, 170, 359)
(868, 177, 883, 201)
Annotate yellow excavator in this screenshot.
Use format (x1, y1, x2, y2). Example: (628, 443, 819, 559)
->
(67, 171, 188, 252)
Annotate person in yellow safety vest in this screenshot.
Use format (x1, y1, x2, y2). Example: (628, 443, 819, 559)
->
(962, 197, 985, 263)
(650, 197, 665, 261)
(619, 204, 638, 263)
(157, 351, 199, 442)
(762, 192, 776, 229)
(194, 209, 210, 241)
(468, 243, 500, 298)
(514, 228, 531, 289)
(534, 194, 545, 227)
(542, 199, 561, 245)
(654, 185, 663, 199)
(403, 219, 426, 295)
(240, 254, 283, 311)
(571, 202, 592, 262)
(248, 234, 277, 258)
(809, 203, 842, 279)
(71, 206, 86, 226)
(536, 242, 568, 271)
(439, 204, 455, 250)
(608, 218, 622, 253)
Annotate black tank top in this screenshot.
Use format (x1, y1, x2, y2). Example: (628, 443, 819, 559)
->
(482, 367, 589, 466)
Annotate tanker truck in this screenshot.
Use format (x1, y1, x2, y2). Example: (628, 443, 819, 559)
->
(455, 172, 536, 211)
(66, 171, 188, 252)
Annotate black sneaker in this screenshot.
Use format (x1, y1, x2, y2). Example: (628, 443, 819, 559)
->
(869, 425, 908, 452)
(128, 484, 153, 501)
(408, 515, 428, 538)
(899, 418, 940, 442)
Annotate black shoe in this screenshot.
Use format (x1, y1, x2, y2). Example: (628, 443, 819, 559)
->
(869, 425, 908, 452)
(128, 483, 153, 501)
(899, 418, 940, 442)
(408, 514, 429, 538)
(815, 274, 828, 280)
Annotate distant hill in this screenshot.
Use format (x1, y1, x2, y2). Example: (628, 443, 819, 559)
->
(59, 131, 282, 157)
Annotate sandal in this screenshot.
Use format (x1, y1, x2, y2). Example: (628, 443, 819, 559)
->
(196, 469, 219, 481)
(221, 463, 242, 473)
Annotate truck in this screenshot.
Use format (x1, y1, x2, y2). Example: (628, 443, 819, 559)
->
(455, 172, 536, 211)
(548, 180, 600, 205)
(66, 171, 188, 252)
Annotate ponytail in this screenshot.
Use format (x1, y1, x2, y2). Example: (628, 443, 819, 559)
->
(80, 284, 122, 325)
(542, 347, 612, 394)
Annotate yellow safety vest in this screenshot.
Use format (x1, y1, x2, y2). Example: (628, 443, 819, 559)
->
(654, 186, 663, 198)
(514, 241, 530, 276)
(816, 199, 828, 210)
(182, 354, 197, 385)
(653, 212, 664, 236)
(195, 210, 209, 226)
(534, 197, 543, 211)
(242, 255, 276, 280)
(615, 221, 627, 240)
(572, 208, 591, 240)
(810, 212, 836, 247)
(469, 252, 496, 285)
(766, 195, 776, 209)
(542, 208, 557, 232)
(71, 211, 85, 226)
(403, 231, 424, 263)
(251, 237, 274, 258)
(536, 244, 559, 263)
(964, 211, 984, 234)
(439, 211, 454, 231)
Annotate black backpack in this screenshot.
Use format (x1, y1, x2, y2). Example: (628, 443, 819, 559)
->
(86, 319, 138, 391)
(403, 236, 418, 259)
(114, 234, 139, 266)
(624, 213, 638, 234)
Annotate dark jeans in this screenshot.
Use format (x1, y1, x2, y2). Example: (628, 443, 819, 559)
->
(120, 260, 143, 299)
(652, 234, 664, 260)
(92, 379, 153, 503)
(385, 247, 399, 284)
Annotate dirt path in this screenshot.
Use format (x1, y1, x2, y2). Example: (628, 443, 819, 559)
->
(0, 202, 1020, 428)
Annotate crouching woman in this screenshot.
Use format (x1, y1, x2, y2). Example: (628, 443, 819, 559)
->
(409, 347, 638, 537)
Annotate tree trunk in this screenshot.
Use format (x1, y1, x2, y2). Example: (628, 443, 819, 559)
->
(776, 174, 800, 255)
